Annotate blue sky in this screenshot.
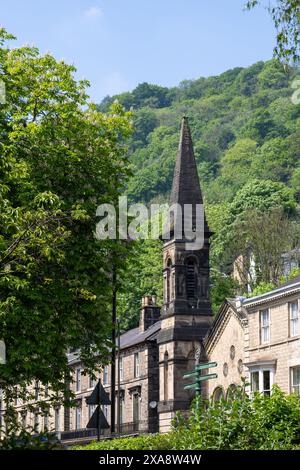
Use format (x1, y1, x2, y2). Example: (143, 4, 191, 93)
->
(0, 0, 276, 102)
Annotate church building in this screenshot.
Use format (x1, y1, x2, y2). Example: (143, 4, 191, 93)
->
(56, 116, 214, 444)
(9, 118, 300, 446)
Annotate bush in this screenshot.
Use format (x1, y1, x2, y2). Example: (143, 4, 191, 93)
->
(74, 385, 300, 450)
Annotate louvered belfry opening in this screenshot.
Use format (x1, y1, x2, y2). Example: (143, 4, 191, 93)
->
(186, 258, 196, 300)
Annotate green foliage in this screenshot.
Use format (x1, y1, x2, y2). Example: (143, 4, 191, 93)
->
(246, 1, 300, 63)
(0, 28, 133, 405)
(98, 82, 172, 112)
(210, 271, 239, 313)
(118, 239, 163, 330)
(97, 59, 300, 326)
(281, 266, 300, 283)
(251, 281, 277, 297)
(75, 386, 300, 450)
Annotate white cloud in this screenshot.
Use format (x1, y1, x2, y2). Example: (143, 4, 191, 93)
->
(84, 6, 103, 20)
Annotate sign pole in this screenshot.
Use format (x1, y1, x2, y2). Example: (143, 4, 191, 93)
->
(183, 361, 218, 412)
(97, 378, 101, 441)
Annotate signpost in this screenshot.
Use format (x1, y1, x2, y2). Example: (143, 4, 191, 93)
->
(183, 361, 218, 411)
(86, 379, 111, 440)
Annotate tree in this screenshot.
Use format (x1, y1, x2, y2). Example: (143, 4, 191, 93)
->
(0, 28, 132, 412)
(231, 207, 298, 289)
(220, 138, 257, 188)
(246, 1, 300, 63)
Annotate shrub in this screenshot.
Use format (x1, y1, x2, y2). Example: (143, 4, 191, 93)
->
(74, 385, 300, 450)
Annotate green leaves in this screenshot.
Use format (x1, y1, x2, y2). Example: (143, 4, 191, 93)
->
(75, 385, 300, 450)
(0, 28, 133, 412)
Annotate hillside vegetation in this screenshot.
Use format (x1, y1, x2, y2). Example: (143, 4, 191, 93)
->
(99, 60, 300, 328)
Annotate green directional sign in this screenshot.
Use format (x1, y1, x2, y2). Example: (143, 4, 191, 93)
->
(183, 372, 199, 379)
(195, 361, 217, 370)
(183, 361, 218, 409)
(198, 373, 218, 381)
(184, 383, 201, 390)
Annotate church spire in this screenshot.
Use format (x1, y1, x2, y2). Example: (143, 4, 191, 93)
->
(170, 116, 203, 207)
(169, 116, 210, 237)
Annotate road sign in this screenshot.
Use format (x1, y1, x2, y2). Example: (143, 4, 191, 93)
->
(195, 361, 217, 370)
(184, 383, 201, 390)
(183, 361, 218, 408)
(86, 406, 110, 429)
(86, 382, 111, 406)
(183, 372, 199, 379)
(198, 373, 218, 381)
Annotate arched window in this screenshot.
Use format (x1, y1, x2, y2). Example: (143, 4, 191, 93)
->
(186, 258, 197, 300)
(164, 352, 169, 401)
(166, 258, 172, 303)
(226, 384, 238, 402)
(212, 386, 225, 402)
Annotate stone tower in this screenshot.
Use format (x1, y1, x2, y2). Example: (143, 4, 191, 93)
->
(157, 117, 213, 432)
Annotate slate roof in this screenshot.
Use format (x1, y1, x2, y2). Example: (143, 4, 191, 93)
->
(169, 117, 210, 235)
(170, 117, 203, 207)
(119, 320, 161, 349)
(243, 274, 300, 307)
(67, 320, 161, 366)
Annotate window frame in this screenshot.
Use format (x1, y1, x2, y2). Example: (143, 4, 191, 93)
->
(103, 365, 109, 385)
(290, 366, 300, 395)
(75, 403, 81, 430)
(134, 352, 140, 378)
(55, 407, 60, 432)
(250, 367, 274, 396)
(119, 356, 124, 382)
(75, 368, 81, 392)
(289, 301, 299, 338)
(260, 308, 270, 344)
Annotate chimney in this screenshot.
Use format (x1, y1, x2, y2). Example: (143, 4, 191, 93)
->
(139, 295, 160, 332)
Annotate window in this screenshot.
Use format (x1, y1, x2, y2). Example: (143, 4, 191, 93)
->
(165, 258, 172, 304)
(289, 301, 299, 337)
(132, 393, 140, 424)
(226, 384, 238, 402)
(44, 413, 49, 431)
(103, 366, 109, 385)
(186, 258, 196, 299)
(119, 357, 124, 381)
(34, 411, 39, 432)
(260, 309, 270, 343)
(262, 370, 271, 396)
(212, 387, 225, 402)
(291, 366, 300, 395)
(76, 369, 81, 392)
(134, 353, 140, 378)
(103, 405, 109, 420)
(21, 411, 27, 429)
(164, 352, 169, 401)
(251, 369, 273, 396)
(34, 380, 40, 401)
(55, 407, 60, 432)
(44, 383, 49, 398)
(89, 375, 96, 389)
(251, 371, 259, 392)
(88, 404, 96, 420)
(120, 397, 125, 425)
(75, 404, 81, 430)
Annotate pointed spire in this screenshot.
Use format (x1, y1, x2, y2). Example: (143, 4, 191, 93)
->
(170, 116, 203, 207)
